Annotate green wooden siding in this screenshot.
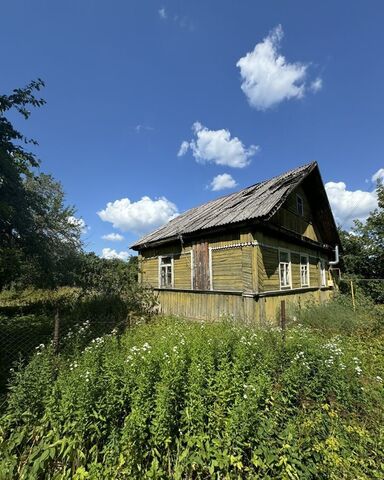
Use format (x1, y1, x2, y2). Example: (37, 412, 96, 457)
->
(174, 253, 191, 289)
(242, 246, 253, 292)
(310, 256, 319, 287)
(141, 257, 158, 287)
(212, 248, 242, 291)
(259, 246, 279, 292)
(291, 253, 301, 289)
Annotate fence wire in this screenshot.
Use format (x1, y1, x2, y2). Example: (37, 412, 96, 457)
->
(0, 316, 130, 394)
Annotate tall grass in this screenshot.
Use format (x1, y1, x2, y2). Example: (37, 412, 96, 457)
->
(1, 311, 383, 479)
(292, 292, 384, 336)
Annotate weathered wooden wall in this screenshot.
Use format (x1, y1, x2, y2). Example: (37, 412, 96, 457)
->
(140, 231, 332, 297)
(192, 241, 209, 290)
(174, 253, 192, 289)
(155, 288, 333, 324)
(211, 248, 242, 291)
(253, 231, 331, 293)
(269, 185, 322, 242)
(156, 290, 258, 322)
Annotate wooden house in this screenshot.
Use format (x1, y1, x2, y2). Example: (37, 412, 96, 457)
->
(131, 162, 340, 323)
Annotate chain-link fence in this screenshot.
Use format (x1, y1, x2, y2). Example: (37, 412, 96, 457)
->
(0, 314, 131, 395)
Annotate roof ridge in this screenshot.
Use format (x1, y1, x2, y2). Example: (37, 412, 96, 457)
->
(131, 161, 317, 249)
(171, 161, 316, 215)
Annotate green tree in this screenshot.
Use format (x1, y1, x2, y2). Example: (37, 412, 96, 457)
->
(18, 174, 84, 287)
(339, 183, 384, 302)
(0, 80, 46, 286)
(0, 80, 84, 288)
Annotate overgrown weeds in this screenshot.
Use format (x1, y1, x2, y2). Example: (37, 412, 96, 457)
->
(0, 313, 383, 479)
(291, 292, 384, 337)
(0, 286, 158, 393)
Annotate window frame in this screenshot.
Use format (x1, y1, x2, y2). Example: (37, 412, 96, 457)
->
(279, 249, 292, 290)
(296, 194, 304, 216)
(300, 254, 310, 287)
(158, 255, 174, 288)
(320, 259, 327, 287)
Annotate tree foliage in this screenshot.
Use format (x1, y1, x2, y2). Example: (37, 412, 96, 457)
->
(339, 183, 384, 302)
(0, 80, 84, 288)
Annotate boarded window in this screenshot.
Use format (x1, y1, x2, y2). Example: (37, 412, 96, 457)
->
(141, 257, 158, 287)
(309, 257, 319, 286)
(290, 252, 301, 289)
(259, 246, 279, 292)
(174, 253, 192, 289)
(212, 248, 242, 291)
(192, 241, 210, 290)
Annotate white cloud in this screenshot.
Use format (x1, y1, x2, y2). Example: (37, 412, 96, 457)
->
(325, 181, 378, 229)
(210, 173, 237, 191)
(101, 248, 130, 261)
(67, 216, 88, 234)
(372, 168, 384, 183)
(310, 77, 323, 93)
(97, 196, 178, 234)
(178, 140, 189, 157)
(236, 25, 321, 110)
(158, 7, 167, 19)
(178, 122, 258, 168)
(135, 124, 154, 133)
(102, 233, 125, 242)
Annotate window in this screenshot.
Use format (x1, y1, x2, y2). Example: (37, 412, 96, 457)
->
(300, 255, 309, 286)
(296, 195, 304, 216)
(320, 260, 327, 287)
(159, 256, 173, 288)
(279, 250, 291, 288)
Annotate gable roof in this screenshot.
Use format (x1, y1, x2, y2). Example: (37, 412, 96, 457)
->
(131, 162, 339, 250)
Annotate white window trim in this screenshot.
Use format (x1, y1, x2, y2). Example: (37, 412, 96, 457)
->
(296, 194, 304, 216)
(158, 255, 174, 288)
(320, 259, 327, 287)
(278, 248, 292, 290)
(209, 247, 213, 290)
(300, 254, 310, 287)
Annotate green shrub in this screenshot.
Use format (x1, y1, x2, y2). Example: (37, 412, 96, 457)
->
(1, 318, 383, 479)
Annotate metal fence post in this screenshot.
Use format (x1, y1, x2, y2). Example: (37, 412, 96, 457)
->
(280, 300, 286, 341)
(53, 309, 60, 354)
(350, 280, 356, 311)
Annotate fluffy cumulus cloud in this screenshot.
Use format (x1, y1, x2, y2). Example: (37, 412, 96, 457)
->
(236, 25, 321, 110)
(97, 196, 178, 234)
(325, 181, 378, 229)
(210, 173, 237, 191)
(101, 248, 130, 261)
(102, 233, 124, 242)
(178, 122, 258, 168)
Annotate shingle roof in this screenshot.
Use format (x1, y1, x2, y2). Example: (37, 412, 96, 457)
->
(131, 162, 317, 249)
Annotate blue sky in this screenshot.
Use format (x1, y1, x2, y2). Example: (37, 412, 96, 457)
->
(2, 0, 384, 259)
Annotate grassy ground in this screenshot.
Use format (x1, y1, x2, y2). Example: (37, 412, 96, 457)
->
(0, 299, 383, 479)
